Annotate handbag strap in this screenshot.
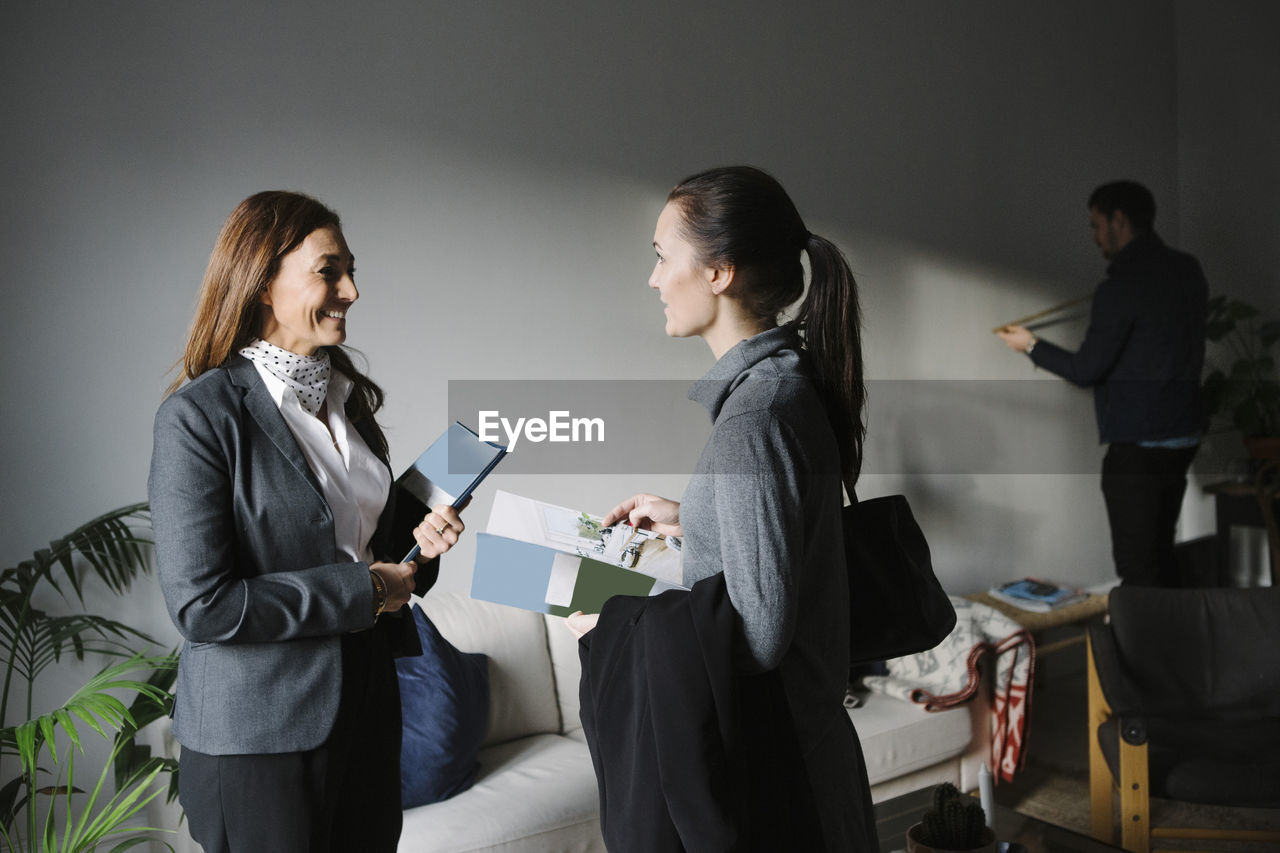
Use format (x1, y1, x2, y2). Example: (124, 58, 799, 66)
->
(843, 478, 860, 506)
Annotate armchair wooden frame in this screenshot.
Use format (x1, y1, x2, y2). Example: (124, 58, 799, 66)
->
(1087, 631, 1280, 853)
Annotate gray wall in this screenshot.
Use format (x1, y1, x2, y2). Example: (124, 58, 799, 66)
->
(1173, 0, 1280, 549)
(1177, 0, 1280, 309)
(3, 2, 1276, 679)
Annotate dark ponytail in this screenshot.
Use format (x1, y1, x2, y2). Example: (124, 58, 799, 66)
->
(794, 232, 865, 490)
(668, 166, 866, 489)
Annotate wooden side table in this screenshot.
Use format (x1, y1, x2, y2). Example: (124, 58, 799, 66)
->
(1203, 479, 1274, 586)
(965, 592, 1109, 656)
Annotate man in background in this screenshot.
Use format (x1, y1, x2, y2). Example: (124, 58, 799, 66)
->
(998, 180, 1208, 586)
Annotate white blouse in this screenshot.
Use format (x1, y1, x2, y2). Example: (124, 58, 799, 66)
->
(248, 361, 392, 564)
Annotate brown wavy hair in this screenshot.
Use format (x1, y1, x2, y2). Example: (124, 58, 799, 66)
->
(168, 191, 386, 455)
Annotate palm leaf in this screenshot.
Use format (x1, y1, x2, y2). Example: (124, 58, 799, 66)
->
(1, 502, 177, 852)
(16, 655, 174, 779)
(3, 607, 159, 728)
(0, 773, 24, 836)
(4, 504, 151, 608)
(27, 613, 156, 672)
(112, 656, 179, 802)
(110, 838, 173, 853)
(2, 504, 155, 729)
(42, 503, 153, 605)
(63, 740, 171, 853)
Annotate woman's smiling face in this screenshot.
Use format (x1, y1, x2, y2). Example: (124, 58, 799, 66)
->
(259, 226, 357, 355)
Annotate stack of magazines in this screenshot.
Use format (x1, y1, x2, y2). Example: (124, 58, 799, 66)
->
(988, 577, 1088, 612)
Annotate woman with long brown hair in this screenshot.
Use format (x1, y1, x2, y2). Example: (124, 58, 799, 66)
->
(150, 191, 462, 851)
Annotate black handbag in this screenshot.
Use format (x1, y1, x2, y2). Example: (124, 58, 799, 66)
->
(843, 492, 956, 666)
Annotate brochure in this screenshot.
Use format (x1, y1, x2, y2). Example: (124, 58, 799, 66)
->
(471, 490, 687, 615)
(988, 577, 1088, 613)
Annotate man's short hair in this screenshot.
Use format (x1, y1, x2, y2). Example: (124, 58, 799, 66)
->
(1088, 181, 1156, 233)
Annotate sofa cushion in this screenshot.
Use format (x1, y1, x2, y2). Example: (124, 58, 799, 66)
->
(398, 603, 490, 808)
(848, 691, 973, 786)
(420, 592, 560, 746)
(398, 733, 604, 853)
(544, 612, 583, 738)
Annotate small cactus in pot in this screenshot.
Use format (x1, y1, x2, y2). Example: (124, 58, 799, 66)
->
(906, 783, 997, 853)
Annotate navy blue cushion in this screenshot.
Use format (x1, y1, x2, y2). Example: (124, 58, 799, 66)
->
(396, 604, 490, 808)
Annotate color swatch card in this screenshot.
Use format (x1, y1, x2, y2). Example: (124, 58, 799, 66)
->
(471, 490, 686, 615)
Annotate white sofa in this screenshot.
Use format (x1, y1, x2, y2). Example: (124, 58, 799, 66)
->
(398, 592, 603, 853)
(397, 592, 989, 853)
(143, 591, 987, 852)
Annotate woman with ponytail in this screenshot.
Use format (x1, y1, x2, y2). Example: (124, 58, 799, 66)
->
(570, 167, 876, 850)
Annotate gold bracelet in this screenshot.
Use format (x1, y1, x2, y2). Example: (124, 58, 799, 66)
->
(370, 570, 388, 619)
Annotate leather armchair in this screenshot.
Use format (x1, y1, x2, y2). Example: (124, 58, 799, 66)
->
(1086, 585, 1280, 852)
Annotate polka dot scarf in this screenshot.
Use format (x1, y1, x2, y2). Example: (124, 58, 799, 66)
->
(239, 338, 332, 416)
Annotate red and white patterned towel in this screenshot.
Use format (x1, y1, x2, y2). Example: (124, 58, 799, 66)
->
(858, 597, 1035, 783)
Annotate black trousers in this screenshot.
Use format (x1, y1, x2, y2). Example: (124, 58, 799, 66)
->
(179, 628, 402, 853)
(1101, 442, 1198, 587)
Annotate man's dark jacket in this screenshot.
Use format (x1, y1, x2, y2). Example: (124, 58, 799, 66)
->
(577, 573, 848, 852)
(1030, 233, 1208, 443)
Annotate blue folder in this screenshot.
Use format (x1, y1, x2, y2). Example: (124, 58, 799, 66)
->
(398, 422, 507, 562)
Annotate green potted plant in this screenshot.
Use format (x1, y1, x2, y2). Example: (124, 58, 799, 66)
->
(0, 502, 178, 852)
(1202, 295, 1280, 459)
(906, 783, 997, 853)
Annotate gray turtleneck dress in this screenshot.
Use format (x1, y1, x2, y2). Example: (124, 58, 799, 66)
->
(681, 326, 876, 851)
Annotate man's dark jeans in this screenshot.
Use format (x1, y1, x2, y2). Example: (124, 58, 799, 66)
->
(1102, 442, 1199, 587)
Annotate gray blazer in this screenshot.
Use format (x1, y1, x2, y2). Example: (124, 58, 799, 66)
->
(149, 355, 429, 755)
